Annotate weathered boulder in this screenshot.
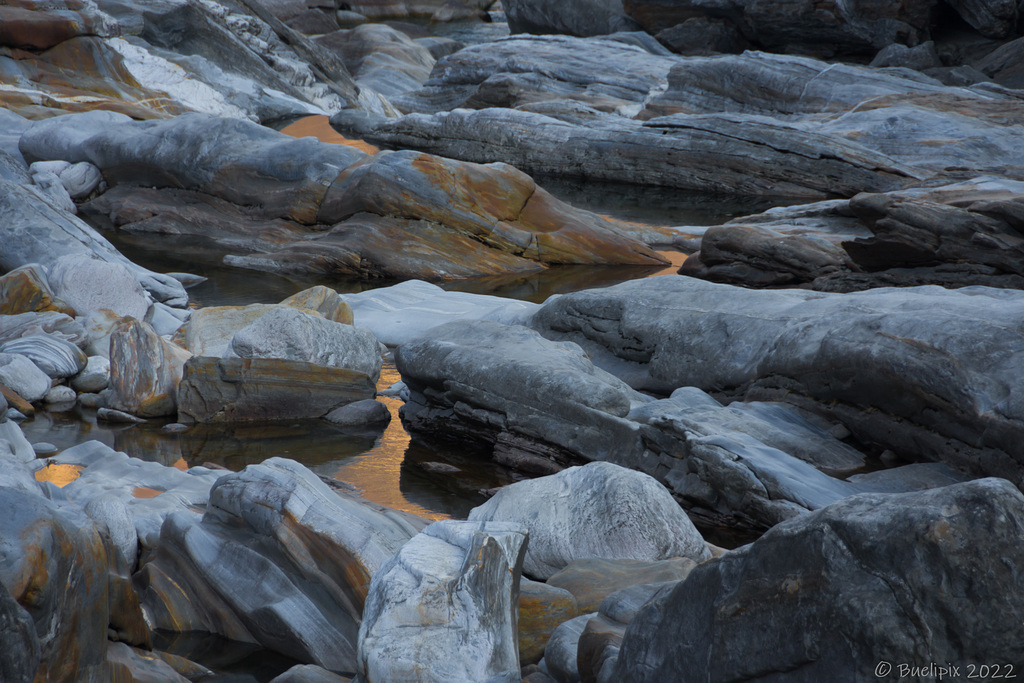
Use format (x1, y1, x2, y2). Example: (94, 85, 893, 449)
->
(358, 519, 527, 683)
(0, 334, 87, 380)
(344, 280, 539, 346)
(315, 23, 436, 97)
(0, 353, 52, 403)
(176, 356, 376, 423)
(0, 580, 39, 683)
(324, 399, 392, 427)
(47, 253, 152, 320)
(137, 458, 425, 671)
(518, 580, 579, 665)
(0, 487, 109, 682)
(546, 557, 697, 613)
(469, 462, 711, 579)
(396, 320, 645, 474)
(391, 34, 676, 115)
(0, 311, 84, 347)
(503, 0, 641, 36)
(107, 317, 192, 418)
(0, 264, 74, 317)
(0, 177, 187, 306)
(613, 479, 1024, 681)
(230, 307, 383, 382)
(71, 355, 111, 393)
(281, 285, 354, 324)
(531, 276, 1024, 493)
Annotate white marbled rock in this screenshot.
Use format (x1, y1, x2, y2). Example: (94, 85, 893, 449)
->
(469, 462, 711, 579)
(0, 334, 87, 379)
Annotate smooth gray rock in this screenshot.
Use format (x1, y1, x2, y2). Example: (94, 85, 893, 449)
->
(0, 352, 52, 402)
(30, 170, 76, 214)
(393, 35, 676, 115)
(353, 107, 920, 198)
(106, 643, 190, 683)
(396, 320, 646, 475)
(315, 23, 435, 97)
(230, 307, 383, 383)
(870, 41, 942, 70)
(0, 333, 87, 379)
(270, 665, 353, 683)
(0, 419, 34, 463)
(358, 519, 527, 683)
(542, 613, 594, 683)
(0, 177, 186, 306)
(0, 108, 29, 167)
(324, 399, 391, 427)
(613, 479, 1024, 681)
(503, 0, 640, 36)
(469, 462, 711, 580)
(71, 355, 111, 394)
(531, 277, 1024, 489)
(655, 18, 747, 55)
(107, 317, 192, 418)
(84, 493, 138, 570)
(0, 311, 84, 347)
(43, 386, 76, 404)
(945, 0, 1018, 37)
(0, 577, 40, 683)
(975, 36, 1024, 89)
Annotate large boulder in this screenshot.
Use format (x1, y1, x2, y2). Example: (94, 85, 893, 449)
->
(107, 317, 192, 418)
(47, 253, 152, 320)
(468, 462, 711, 579)
(358, 519, 528, 683)
(531, 276, 1024, 490)
(613, 479, 1024, 681)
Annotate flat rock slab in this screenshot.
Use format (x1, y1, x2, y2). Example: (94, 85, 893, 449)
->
(546, 557, 697, 613)
(177, 356, 376, 423)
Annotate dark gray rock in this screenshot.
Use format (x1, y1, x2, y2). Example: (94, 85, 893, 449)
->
(503, 0, 641, 36)
(270, 664, 353, 683)
(315, 23, 435, 97)
(531, 276, 1024, 491)
(613, 479, 1024, 681)
(468, 462, 711, 579)
(870, 41, 942, 70)
(0, 579, 39, 683)
(324, 398, 391, 427)
(358, 519, 527, 683)
(945, 0, 1018, 38)
(542, 613, 594, 683)
(655, 18, 747, 55)
(975, 36, 1024, 89)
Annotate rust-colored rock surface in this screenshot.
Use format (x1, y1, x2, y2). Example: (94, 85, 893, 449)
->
(0, 264, 75, 316)
(107, 317, 192, 418)
(518, 579, 579, 665)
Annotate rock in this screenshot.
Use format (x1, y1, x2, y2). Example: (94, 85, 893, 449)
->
(280, 285, 354, 324)
(339, 0, 491, 20)
(0, 353, 52, 403)
(107, 318, 192, 418)
(43, 386, 76, 405)
(0, 419, 34, 463)
(31, 169, 77, 214)
(415, 35, 463, 59)
(543, 613, 594, 683)
(358, 519, 527, 683)
(106, 643, 190, 683)
(84, 494, 138, 570)
(314, 23, 436, 97)
(0, 579, 40, 683)
(0, 178, 187, 306)
(431, 0, 488, 22)
(546, 558, 697, 613)
(324, 399, 392, 427)
(0, 264, 74, 316)
(80, 308, 124, 359)
(613, 479, 1024, 681)
(183, 304, 295, 358)
(230, 308, 383, 382)
(502, 0, 641, 36)
(336, 9, 370, 26)
(469, 462, 711, 580)
(655, 18, 747, 55)
(0, 334, 87, 379)
(270, 665, 353, 683)
(870, 41, 942, 70)
(145, 302, 188, 337)
(946, 0, 1018, 38)
(975, 36, 1024, 89)
(352, 107, 920, 198)
(0, 5, 118, 51)
(393, 35, 675, 115)
(396, 320, 645, 475)
(47, 254, 152, 320)
(71, 355, 111, 393)
(0, 487, 109, 682)
(177, 356, 376, 423)
(57, 161, 104, 199)
(0, 386, 34, 419)
(531, 277, 1024, 489)
(138, 458, 424, 671)
(518, 580, 579, 665)
(96, 407, 146, 424)
(345, 280, 539, 346)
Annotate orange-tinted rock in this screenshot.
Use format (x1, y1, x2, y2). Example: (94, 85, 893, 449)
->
(176, 356, 376, 423)
(0, 6, 112, 51)
(518, 579, 579, 665)
(546, 557, 697, 613)
(108, 317, 192, 418)
(280, 286, 354, 325)
(0, 264, 74, 316)
(0, 384, 35, 416)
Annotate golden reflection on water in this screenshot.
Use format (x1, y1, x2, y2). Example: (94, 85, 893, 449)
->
(649, 250, 688, 278)
(280, 115, 380, 155)
(34, 463, 83, 487)
(132, 486, 164, 499)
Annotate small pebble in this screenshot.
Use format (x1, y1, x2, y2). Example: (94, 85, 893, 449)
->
(32, 442, 58, 455)
(97, 407, 146, 424)
(161, 423, 189, 433)
(5, 408, 26, 422)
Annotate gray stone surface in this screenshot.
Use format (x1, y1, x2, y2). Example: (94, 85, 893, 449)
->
(358, 519, 527, 683)
(315, 23, 435, 97)
(107, 317, 192, 418)
(70, 355, 111, 394)
(613, 479, 1024, 681)
(230, 307, 383, 382)
(0, 575, 40, 683)
(270, 664, 353, 683)
(542, 613, 594, 683)
(0, 352, 52, 402)
(0, 333, 87, 379)
(469, 462, 711, 579)
(324, 399, 391, 427)
(503, 0, 641, 36)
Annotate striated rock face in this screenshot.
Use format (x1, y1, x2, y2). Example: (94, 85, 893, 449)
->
(614, 479, 1024, 681)
(531, 276, 1024, 491)
(0, 487, 110, 683)
(107, 317, 192, 418)
(137, 458, 424, 671)
(176, 356, 376, 423)
(358, 519, 528, 683)
(469, 462, 711, 579)
(0, 334, 87, 380)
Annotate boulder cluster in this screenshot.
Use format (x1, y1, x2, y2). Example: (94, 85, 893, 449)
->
(1, 0, 1023, 680)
